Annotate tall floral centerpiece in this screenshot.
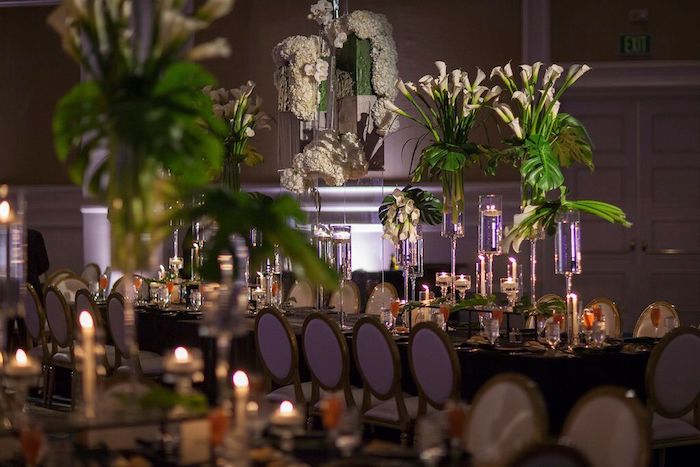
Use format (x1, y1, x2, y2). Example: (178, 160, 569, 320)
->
(379, 186, 442, 301)
(387, 61, 500, 295)
(488, 62, 630, 302)
(205, 82, 271, 193)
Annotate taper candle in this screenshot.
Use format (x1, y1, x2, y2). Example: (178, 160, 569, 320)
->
(79, 311, 96, 419)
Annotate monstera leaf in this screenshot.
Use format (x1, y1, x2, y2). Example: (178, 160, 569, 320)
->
(520, 135, 565, 193)
(412, 142, 478, 182)
(552, 113, 594, 170)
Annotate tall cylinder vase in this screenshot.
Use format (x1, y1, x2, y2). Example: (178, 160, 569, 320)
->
(478, 194, 503, 296)
(555, 209, 582, 346)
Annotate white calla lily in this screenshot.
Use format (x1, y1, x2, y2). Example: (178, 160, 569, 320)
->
(508, 117, 524, 139)
(550, 100, 561, 118)
(483, 85, 502, 102)
(566, 64, 592, 85)
(543, 64, 564, 86)
(494, 103, 515, 123)
(504, 62, 513, 77)
(435, 61, 447, 78)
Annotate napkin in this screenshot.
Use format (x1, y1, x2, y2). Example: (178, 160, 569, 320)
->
(467, 335, 488, 345)
(525, 340, 546, 350)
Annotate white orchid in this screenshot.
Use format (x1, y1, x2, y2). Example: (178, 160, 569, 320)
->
(333, 31, 347, 48)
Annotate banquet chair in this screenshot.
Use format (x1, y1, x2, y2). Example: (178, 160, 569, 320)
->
(53, 275, 89, 304)
(560, 386, 650, 467)
(255, 307, 310, 404)
(328, 280, 361, 314)
(23, 283, 51, 405)
(506, 442, 591, 467)
(43, 268, 75, 294)
(301, 312, 363, 410)
(74, 288, 114, 376)
(633, 301, 680, 338)
(584, 297, 622, 338)
(80, 263, 101, 286)
(364, 282, 398, 315)
(464, 373, 548, 466)
(107, 293, 163, 378)
(352, 316, 417, 444)
(286, 280, 315, 308)
(408, 322, 461, 416)
(44, 285, 77, 408)
(644, 327, 700, 456)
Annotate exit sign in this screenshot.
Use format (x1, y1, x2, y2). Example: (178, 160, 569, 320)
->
(619, 34, 651, 57)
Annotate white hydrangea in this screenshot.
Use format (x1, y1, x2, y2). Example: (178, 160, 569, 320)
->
(280, 130, 368, 194)
(272, 35, 325, 121)
(308, 0, 333, 26)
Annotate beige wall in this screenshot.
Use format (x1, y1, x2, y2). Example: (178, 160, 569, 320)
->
(0, 6, 79, 185)
(551, 0, 700, 62)
(197, 0, 522, 183)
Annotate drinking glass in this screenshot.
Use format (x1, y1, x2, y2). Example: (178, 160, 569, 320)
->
(416, 417, 446, 467)
(380, 308, 394, 331)
(591, 321, 606, 348)
(664, 316, 679, 332)
(487, 318, 500, 345)
(190, 290, 202, 311)
(478, 312, 491, 337)
(500, 278, 519, 307)
(491, 308, 504, 326)
(583, 309, 595, 345)
(133, 275, 143, 303)
(478, 195, 503, 296)
(545, 322, 561, 350)
(650, 307, 661, 337)
(536, 315, 547, 340)
(99, 273, 109, 301)
(335, 408, 361, 457)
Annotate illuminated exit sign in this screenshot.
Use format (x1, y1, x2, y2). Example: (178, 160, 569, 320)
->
(619, 34, 651, 57)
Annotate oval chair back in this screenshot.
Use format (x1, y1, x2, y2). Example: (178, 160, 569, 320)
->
(74, 289, 98, 325)
(44, 285, 74, 351)
(23, 283, 45, 346)
(106, 292, 129, 370)
(634, 301, 679, 338)
(43, 268, 75, 294)
(585, 297, 622, 338)
(408, 322, 460, 414)
(645, 326, 700, 420)
(81, 263, 101, 286)
(352, 317, 407, 416)
(255, 307, 305, 402)
(53, 276, 88, 304)
(286, 280, 315, 308)
(328, 281, 361, 314)
(364, 282, 398, 315)
(302, 312, 354, 407)
(465, 373, 548, 466)
(561, 386, 650, 467)
(507, 443, 591, 467)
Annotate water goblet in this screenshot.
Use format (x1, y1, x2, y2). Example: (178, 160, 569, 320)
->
(536, 315, 547, 340)
(380, 307, 394, 332)
(486, 318, 500, 345)
(591, 321, 606, 348)
(664, 316, 679, 333)
(335, 408, 361, 457)
(478, 312, 492, 337)
(545, 322, 561, 350)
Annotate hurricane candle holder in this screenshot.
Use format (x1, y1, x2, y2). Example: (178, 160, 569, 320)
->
(555, 209, 582, 298)
(4, 349, 41, 419)
(332, 225, 352, 328)
(435, 272, 452, 300)
(478, 195, 503, 296)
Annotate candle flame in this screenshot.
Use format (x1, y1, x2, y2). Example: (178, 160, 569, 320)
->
(0, 201, 10, 222)
(233, 370, 249, 388)
(478, 254, 485, 261)
(422, 284, 429, 292)
(16, 349, 27, 365)
(509, 257, 517, 264)
(280, 400, 294, 414)
(79, 311, 94, 329)
(174, 346, 189, 362)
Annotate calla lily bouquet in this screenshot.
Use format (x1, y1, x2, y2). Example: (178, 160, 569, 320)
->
(487, 62, 631, 251)
(378, 186, 442, 245)
(388, 61, 501, 222)
(205, 81, 272, 192)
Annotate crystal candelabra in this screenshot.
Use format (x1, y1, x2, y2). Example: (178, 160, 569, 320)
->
(555, 209, 582, 345)
(396, 227, 424, 302)
(478, 195, 503, 296)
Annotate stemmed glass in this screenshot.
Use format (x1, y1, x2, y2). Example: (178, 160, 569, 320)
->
(536, 315, 547, 341)
(380, 307, 394, 332)
(454, 274, 471, 301)
(650, 307, 661, 338)
(478, 312, 491, 337)
(133, 275, 143, 304)
(545, 322, 561, 351)
(435, 272, 451, 300)
(486, 318, 500, 345)
(582, 308, 595, 345)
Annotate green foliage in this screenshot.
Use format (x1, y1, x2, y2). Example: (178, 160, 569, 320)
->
(520, 135, 565, 193)
(178, 188, 339, 289)
(551, 114, 594, 170)
(378, 185, 443, 226)
(117, 386, 208, 414)
(516, 295, 566, 318)
(411, 142, 479, 182)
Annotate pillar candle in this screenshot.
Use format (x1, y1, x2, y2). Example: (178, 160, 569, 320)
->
(79, 311, 96, 419)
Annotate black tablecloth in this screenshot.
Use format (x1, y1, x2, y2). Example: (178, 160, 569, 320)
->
(133, 308, 650, 433)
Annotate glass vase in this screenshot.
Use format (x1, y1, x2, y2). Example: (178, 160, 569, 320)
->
(441, 171, 464, 304)
(478, 194, 503, 296)
(555, 208, 582, 296)
(396, 226, 423, 302)
(313, 223, 333, 309)
(222, 157, 242, 193)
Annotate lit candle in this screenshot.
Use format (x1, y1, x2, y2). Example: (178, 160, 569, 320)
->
(79, 311, 96, 419)
(419, 284, 431, 303)
(568, 293, 579, 344)
(165, 346, 203, 377)
(6, 349, 41, 377)
(454, 274, 469, 288)
(271, 400, 303, 427)
(509, 257, 517, 282)
(436, 272, 451, 286)
(478, 255, 486, 295)
(232, 370, 249, 431)
(0, 200, 12, 223)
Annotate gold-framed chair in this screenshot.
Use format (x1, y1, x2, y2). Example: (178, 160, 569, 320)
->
(584, 297, 622, 338)
(364, 282, 398, 315)
(352, 316, 416, 444)
(255, 307, 310, 404)
(44, 285, 77, 408)
(286, 280, 316, 309)
(634, 301, 680, 338)
(301, 312, 361, 411)
(328, 280, 361, 314)
(106, 293, 163, 378)
(407, 321, 461, 417)
(43, 268, 76, 294)
(561, 386, 651, 467)
(80, 263, 101, 286)
(464, 373, 548, 466)
(74, 288, 113, 376)
(23, 283, 51, 405)
(644, 326, 700, 461)
(507, 442, 591, 467)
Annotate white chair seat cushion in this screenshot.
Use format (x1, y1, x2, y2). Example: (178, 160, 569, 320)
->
(363, 395, 427, 422)
(652, 412, 700, 441)
(267, 381, 313, 404)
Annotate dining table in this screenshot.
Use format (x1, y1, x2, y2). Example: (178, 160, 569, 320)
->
(131, 305, 652, 433)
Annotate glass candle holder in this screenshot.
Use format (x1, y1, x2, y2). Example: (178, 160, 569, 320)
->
(313, 224, 334, 309)
(478, 194, 503, 296)
(331, 225, 352, 280)
(555, 209, 582, 296)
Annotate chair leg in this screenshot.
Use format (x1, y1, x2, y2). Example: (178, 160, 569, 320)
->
(400, 431, 409, 447)
(46, 366, 56, 409)
(41, 364, 50, 407)
(70, 370, 76, 410)
(658, 447, 666, 467)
